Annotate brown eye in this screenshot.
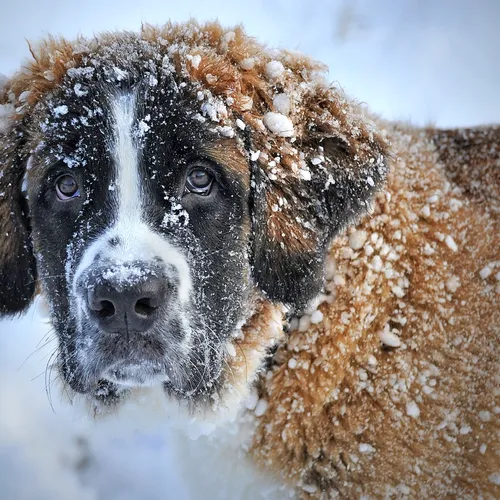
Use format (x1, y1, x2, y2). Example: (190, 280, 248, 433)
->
(185, 168, 214, 195)
(55, 174, 80, 200)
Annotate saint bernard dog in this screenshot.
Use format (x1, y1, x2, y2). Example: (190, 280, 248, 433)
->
(0, 21, 498, 499)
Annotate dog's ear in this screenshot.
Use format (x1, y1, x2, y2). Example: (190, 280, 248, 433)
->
(249, 90, 389, 311)
(0, 115, 37, 315)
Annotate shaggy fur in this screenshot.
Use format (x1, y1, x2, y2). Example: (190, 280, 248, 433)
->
(0, 20, 498, 498)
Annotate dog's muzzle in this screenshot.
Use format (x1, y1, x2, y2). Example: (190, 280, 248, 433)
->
(84, 263, 169, 334)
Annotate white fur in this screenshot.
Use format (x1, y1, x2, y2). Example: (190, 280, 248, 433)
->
(71, 92, 192, 303)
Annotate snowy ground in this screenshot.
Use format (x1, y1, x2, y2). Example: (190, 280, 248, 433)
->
(1, 1, 499, 499)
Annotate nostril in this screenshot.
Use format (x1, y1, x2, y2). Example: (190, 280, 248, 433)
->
(96, 299, 116, 319)
(86, 271, 167, 332)
(134, 297, 158, 317)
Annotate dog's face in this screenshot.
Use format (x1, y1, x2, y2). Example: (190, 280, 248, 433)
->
(0, 25, 388, 413)
(26, 75, 254, 402)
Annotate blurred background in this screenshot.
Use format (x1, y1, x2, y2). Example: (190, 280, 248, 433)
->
(0, 1, 499, 499)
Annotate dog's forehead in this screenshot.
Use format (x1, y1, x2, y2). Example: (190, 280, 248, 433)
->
(28, 71, 250, 185)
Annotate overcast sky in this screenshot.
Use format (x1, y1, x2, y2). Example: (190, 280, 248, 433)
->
(1, 0, 499, 127)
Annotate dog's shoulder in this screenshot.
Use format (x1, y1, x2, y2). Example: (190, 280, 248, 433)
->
(251, 123, 500, 497)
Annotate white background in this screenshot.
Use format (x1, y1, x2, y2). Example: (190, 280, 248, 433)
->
(2, 0, 500, 127)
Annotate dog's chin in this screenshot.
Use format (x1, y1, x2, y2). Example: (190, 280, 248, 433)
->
(102, 361, 170, 388)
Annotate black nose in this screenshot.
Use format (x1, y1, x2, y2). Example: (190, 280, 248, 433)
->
(87, 274, 167, 333)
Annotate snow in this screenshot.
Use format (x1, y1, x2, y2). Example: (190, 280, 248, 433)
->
(244, 390, 259, 411)
(263, 112, 295, 137)
(74, 83, 88, 97)
(254, 399, 269, 417)
(421, 205, 431, 217)
(53, 105, 69, 116)
(378, 324, 401, 348)
(19, 90, 31, 102)
(217, 125, 235, 137)
(371, 255, 383, 272)
(273, 93, 290, 115)
(0, 102, 15, 133)
(479, 411, 491, 422)
(446, 275, 460, 293)
(0, 305, 186, 500)
(359, 443, 375, 453)
(406, 401, 420, 418)
(310, 310, 323, 324)
(239, 57, 255, 70)
(186, 53, 201, 69)
(265, 60, 285, 79)
(392, 285, 405, 298)
(349, 230, 367, 250)
(445, 235, 458, 252)
(161, 203, 190, 228)
(302, 484, 318, 494)
(298, 314, 311, 332)
(250, 150, 261, 161)
(479, 264, 493, 279)
(298, 168, 311, 181)
(333, 274, 346, 286)
(489, 473, 500, 485)
(459, 425, 471, 435)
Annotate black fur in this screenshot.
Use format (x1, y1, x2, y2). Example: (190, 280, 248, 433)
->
(250, 135, 386, 312)
(0, 126, 37, 314)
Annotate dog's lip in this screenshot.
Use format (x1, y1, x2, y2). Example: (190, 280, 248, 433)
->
(101, 359, 170, 387)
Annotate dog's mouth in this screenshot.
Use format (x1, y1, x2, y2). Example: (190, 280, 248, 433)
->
(101, 359, 170, 387)
(71, 330, 226, 401)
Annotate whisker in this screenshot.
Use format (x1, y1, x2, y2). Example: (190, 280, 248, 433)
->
(24, 272, 67, 287)
(18, 327, 58, 371)
(44, 348, 60, 413)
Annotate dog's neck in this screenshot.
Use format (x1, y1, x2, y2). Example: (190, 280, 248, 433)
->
(252, 243, 386, 420)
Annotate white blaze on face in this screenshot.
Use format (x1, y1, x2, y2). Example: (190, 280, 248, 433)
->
(112, 93, 142, 231)
(71, 92, 192, 304)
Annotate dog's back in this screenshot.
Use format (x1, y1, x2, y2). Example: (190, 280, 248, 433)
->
(252, 123, 500, 498)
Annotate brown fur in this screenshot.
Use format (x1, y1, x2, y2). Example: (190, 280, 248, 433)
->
(252, 124, 500, 498)
(202, 139, 250, 183)
(0, 20, 498, 498)
(1, 20, 389, 269)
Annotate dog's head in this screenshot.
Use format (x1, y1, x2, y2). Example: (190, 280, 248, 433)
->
(0, 22, 388, 414)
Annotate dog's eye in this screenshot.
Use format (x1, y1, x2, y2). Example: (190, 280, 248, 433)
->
(185, 168, 214, 195)
(55, 174, 80, 200)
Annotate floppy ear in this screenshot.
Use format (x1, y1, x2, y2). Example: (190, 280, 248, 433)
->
(0, 119, 37, 315)
(249, 94, 389, 311)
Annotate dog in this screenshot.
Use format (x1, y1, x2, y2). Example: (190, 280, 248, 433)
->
(0, 20, 498, 498)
